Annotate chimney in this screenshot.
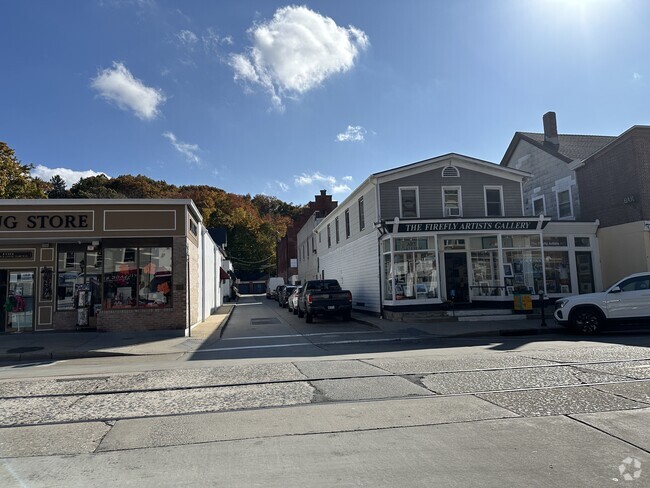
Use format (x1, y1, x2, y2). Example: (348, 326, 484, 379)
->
(543, 112, 559, 148)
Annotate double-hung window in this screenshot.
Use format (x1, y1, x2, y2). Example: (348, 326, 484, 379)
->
(399, 187, 419, 218)
(344, 209, 350, 238)
(335, 217, 340, 244)
(484, 186, 504, 217)
(532, 195, 546, 216)
(358, 197, 365, 231)
(442, 186, 462, 218)
(556, 189, 573, 219)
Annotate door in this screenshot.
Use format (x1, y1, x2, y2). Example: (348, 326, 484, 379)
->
(576, 252, 595, 294)
(444, 253, 469, 302)
(0, 271, 7, 332)
(607, 275, 650, 319)
(6, 271, 35, 332)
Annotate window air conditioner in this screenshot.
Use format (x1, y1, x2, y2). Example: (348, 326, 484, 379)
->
(446, 207, 461, 217)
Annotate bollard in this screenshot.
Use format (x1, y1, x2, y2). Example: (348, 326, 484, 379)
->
(539, 292, 547, 327)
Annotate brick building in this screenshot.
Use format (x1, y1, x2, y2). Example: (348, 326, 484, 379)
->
(276, 190, 337, 283)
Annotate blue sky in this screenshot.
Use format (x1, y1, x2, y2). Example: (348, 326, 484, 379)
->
(2, 0, 649, 205)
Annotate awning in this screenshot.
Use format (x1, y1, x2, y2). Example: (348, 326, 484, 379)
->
(219, 267, 230, 280)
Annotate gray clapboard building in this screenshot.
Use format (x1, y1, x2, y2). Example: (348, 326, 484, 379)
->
(297, 153, 601, 318)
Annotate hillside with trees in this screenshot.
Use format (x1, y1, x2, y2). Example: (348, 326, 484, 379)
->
(0, 141, 304, 275)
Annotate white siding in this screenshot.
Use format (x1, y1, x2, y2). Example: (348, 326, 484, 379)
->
(319, 232, 381, 313)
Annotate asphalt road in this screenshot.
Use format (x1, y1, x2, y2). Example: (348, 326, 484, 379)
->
(0, 298, 649, 486)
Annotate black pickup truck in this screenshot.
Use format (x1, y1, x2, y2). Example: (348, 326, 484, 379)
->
(297, 279, 352, 323)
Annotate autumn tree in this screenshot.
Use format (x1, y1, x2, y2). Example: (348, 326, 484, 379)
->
(0, 142, 48, 199)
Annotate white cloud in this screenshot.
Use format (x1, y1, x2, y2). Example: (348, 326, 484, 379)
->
(177, 29, 198, 47)
(276, 180, 289, 192)
(32, 165, 107, 189)
(91, 62, 166, 120)
(336, 125, 366, 142)
(294, 172, 337, 187)
(332, 184, 351, 194)
(342, 176, 353, 182)
(162, 132, 201, 164)
(202, 28, 234, 54)
(633, 72, 642, 81)
(229, 5, 369, 109)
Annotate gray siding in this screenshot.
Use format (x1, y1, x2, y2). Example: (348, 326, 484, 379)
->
(379, 165, 523, 219)
(507, 142, 581, 219)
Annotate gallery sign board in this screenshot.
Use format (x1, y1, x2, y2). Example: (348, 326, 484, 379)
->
(385, 219, 549, 233)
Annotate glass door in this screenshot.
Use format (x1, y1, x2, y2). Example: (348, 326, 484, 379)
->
(6, 271, 34, 332)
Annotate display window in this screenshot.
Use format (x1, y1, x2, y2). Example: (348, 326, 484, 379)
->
(502, 234, 543, 295)
(103, 246, 172, 309)
(383, 237, 438, 301)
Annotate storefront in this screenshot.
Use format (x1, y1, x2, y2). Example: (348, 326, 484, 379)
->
(0, 199, 225, 333)
(379, 218, 601, 310)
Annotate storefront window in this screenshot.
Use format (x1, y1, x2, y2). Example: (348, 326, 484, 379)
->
(470, 250, 501, 296)
(383, 237, 438, 301)
(138, 247, 173, 307)
(544, 251, 572, 294)
(502, 234, 543, 295)
(57, 251, 84, 310)
(503, 249, 543, 295)
(103, 247, 172, 309)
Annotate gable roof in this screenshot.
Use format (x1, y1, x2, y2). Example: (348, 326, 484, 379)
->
(374, 152, 530, 181)
(500, 132, 616, 166)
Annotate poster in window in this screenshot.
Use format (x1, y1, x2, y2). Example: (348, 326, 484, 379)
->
(41, 267, 53, 301)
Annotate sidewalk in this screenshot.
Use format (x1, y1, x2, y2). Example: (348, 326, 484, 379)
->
(0, 303, 561, 362)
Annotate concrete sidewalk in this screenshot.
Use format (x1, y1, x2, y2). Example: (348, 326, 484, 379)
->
(0, 302, 562, 362)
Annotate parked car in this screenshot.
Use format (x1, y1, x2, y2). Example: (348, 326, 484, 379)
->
(554, 272, 650, 333)
(288, 286, 302, 314)
(266, 277, 285, 299)
(298, 279, 352, 323)
(278, 285, 296, 308)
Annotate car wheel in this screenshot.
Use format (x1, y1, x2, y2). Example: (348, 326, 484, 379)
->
(571, 307, 603, 334)
(305, 312, 313, 323)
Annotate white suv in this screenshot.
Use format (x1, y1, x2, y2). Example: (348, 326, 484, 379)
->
(554, 272, 650, 333)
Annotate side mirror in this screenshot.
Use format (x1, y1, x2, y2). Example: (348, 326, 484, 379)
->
(609, 286, 621, 294)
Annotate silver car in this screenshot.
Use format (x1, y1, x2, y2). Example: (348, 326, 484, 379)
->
(288, 286, 302, 314)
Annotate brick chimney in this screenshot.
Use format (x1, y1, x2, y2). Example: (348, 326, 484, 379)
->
(543, 111, 559, 148)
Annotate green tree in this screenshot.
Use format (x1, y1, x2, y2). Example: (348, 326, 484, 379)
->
(0, 142, 47, 198)
(69, 174, 123, 199)
(47, 175, 70, 199)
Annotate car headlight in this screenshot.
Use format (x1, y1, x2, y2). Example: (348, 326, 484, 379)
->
(555, 299, 569, 310)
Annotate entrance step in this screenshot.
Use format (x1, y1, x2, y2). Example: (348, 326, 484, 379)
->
(383, 308, 532, 323)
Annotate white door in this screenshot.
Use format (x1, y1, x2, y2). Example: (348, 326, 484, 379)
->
(606, 275, 650, 319)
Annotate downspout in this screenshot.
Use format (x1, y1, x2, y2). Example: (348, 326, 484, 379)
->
(186, 242, 191, 337)
(374, 178, 383, 318)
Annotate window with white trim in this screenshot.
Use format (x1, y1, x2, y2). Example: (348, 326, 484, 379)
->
(335, 216, 340, 244)
(484, 186, 504, 217)
(327, 224, 331, 248)
(442, 186, 462, 218)
(556, 189, 573, 219)
(532, 195, 546, 216)
(358, 196, 365, 231)
(344, 209, 350, 238)
(399, 187, 419, 218)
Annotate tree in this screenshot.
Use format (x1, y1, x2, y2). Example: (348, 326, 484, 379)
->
(47, 175, 70, 199)
(0, 142, 48, 198)
(69, 174, 123, 199)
